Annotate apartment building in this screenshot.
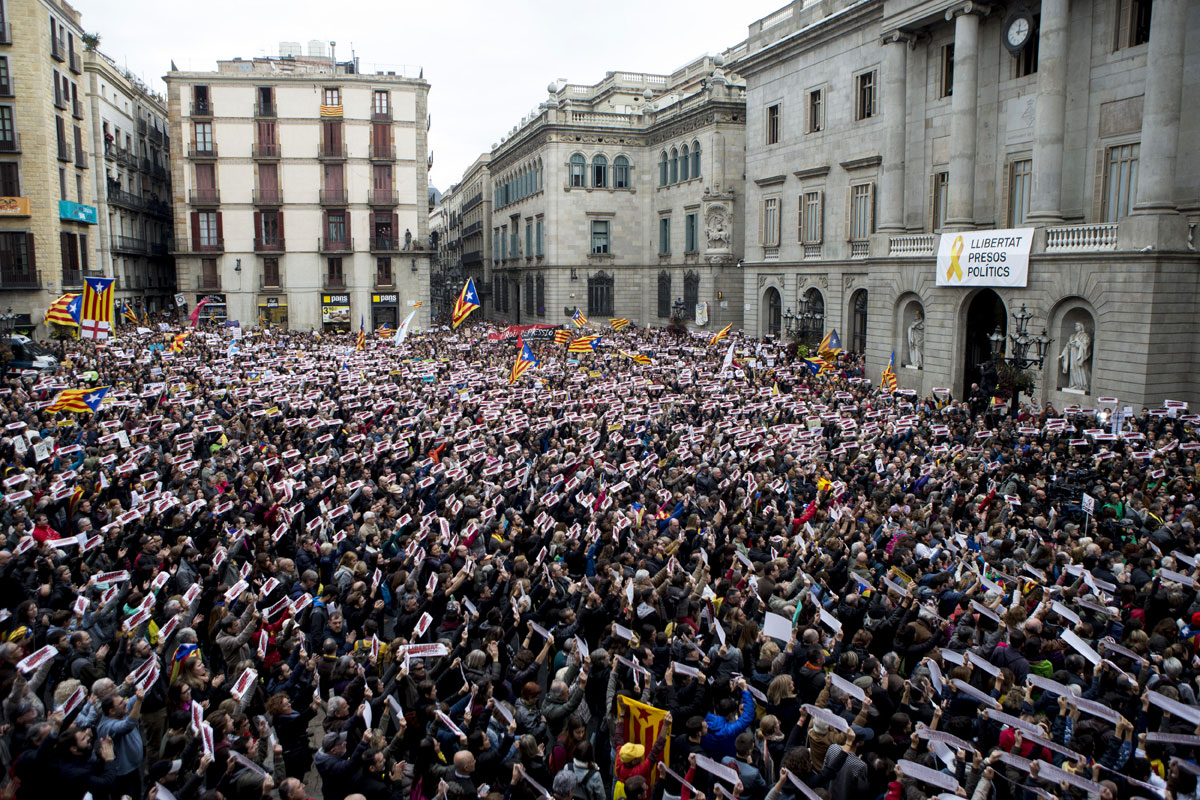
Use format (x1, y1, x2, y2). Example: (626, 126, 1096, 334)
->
(87, 48, 175, 315)
(164, 45, 431, 331)
(436, 153, 490, 320)
(737, 0, 1198, 407)
(0, 0, 97, 331)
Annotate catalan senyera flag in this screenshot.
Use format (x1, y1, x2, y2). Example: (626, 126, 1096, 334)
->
(620, 350, 651, 365)
(451, 278, 480, 329)
(570, 309, 588, 328)
(80, 277, 115, 340)
(47, 386, 110, 414)
(609, 317, 631, 331)
(509, 340, 539, 385)
(319, 104, 343, 118)
(44, 294, 81, 328)
(881, 351, 898, 392)
(121, 302, 139, 326)
(617, 696, 671, 786)
(709, 323, 732, 346)
(819, 328, 843, 360)
(553, 329, 571, 347)
(170, 330, 190, 353)
(356, 317, 366, 351)
(567, 335, 601, 354)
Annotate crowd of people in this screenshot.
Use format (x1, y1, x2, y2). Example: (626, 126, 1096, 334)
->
(1, 318, 1199, 800)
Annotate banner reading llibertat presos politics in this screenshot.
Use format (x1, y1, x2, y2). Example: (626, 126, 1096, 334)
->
(935, 227, 1034, 288)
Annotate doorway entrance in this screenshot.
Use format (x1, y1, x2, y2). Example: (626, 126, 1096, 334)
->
(963, 288, 1006, 396)
(764, 286, 781, 337)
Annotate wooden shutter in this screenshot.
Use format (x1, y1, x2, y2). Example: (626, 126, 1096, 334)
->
(758, 199, 765, 245)
(1115, 0, 1130, 50)
(190, 211, 200, 250)
(79, 234, 87, 271)
(999, 163, 1011, 227)
(60, 231, 70, 272)
(277, 211, 285, 242)
(867, 182, 876, 235)
(25, 233, 35, 273)
(391, 213, 399, 238)
(253, 211, 262, 241)
(1092, 148, 1107, 222)
(215, 212, 224, 246)
(815, 191, 824, 244)
(797, 195, 804, 243)
(344, 211, 351, 246)
(845, 188, 853, 241)
(322, 210, 329, 244)
(929, 174, 938, 231)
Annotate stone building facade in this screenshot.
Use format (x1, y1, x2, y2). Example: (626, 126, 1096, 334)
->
(86, 49, 175, 315)
(736, 0, 1199, 408)
(447, 55, 748, 331)
(165, 48, 432, 332)
(0, 0, 97, 332)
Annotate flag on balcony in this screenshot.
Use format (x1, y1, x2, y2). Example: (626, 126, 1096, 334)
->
(609, 318, 631, 330)
(818, 329, 842, 359)
(47, 386, 110, 414)
(553, 329, 571, 347)
(509, 338, 539, 385)
(570, 309, 588, 328)
(356, 317, 366, 351)
(121, 302, 139, 326)
(170, 330, 190, 353)
(567, 335, 601, 354)
(451, 278, 480, 329)
(709, 323, 732, 346)
(80, 277, 115, 340)
(881, 351, 898, 393)
(319, 104, 343, 118)
(44, 294, 81, 328)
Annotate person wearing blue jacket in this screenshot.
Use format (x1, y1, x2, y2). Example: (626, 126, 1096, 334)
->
(700, 679, 756, 760)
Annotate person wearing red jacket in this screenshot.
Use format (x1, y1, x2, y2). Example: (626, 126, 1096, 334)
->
(614, 710, 672, 790)
(31, 513, 60, 543)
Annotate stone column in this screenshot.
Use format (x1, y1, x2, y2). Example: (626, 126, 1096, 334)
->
(945, 3, 986, 229)
(877, 32, 911, 232)
(1027, 0, 1068, 222)
(1133, 0, 1185, 214)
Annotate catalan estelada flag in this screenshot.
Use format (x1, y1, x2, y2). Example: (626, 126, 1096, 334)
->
(319, 104, 343, 118)
(553, 329, 571, 346)
(881, 351, 898, 392)
(567, 335, 601, 354)
(44, 294, 81, 327)
(121, 302, 139, 326)
(451, 278, 480, 329)
(819, 329, 842, 360)
(356, 317, 366, 351)
(80, 276, 115, 340)
(609, 317, 630, 330)
(170, 330, 190, 353)
(509, 340, 539, 385)
(570, 309, 588, 328)
(617, 696, 671, 786)
(47, 386, 110, 414)
(709, 323, 732, 346)
(620, 350, 651, 365)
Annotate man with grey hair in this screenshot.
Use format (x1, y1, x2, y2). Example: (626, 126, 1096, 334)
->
(542, 669, 587, 738)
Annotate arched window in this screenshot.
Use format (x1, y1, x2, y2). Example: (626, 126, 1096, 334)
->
(614, 156, 630, 189)
(670, 148, 679, 183)
(657, 271, 672, 318)
(592, 154, 608, 189)
(588, 271, 614, 316)
(683, 270, 699, 319)
(569, 153, 586, 188)
(536, 159, 543, 192)
(536, 274, 545, 317)
(691, 141, 701, 178)
(525, 274, 535, 316)
(659, 152, 668, 186)
(680, 144, 690, 181)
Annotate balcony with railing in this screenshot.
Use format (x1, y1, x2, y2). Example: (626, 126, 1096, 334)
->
(1044, 223, 1119, 253)
(137, 119, 147, 135)
(887, 234, 936, 256)
(762, 246, 779, 261)
(61, 268, 101, 288)
(107, 184, 142, 210)
(112, 235, 147, 254)
(259, 273, 284, 291)
(69, 50, 82, 74)
(369, 189, 398, 206)
(374, 270, 394, 288)
(196, 273, 222, 289)
(254, 236, 285, 253)
(74, 145, 87, 169)
(252, 142, 280, 160)
(149, 239, 171, 256)
(462, 250, 483, 266)
(850, 240, 870, 258)
(50, 36, 65, 62)
(145, 199, 171, 218)
(319, 189, 347, 206)
(194, 237, 224, 253)
(72, 97, 84, 119)
(189, 188, 220, 205)
(255, 101, 276, 118)
(323, 273, 347, 289)
(190, 101, 212, 117)
(148, 127, 164, 145)
(253, 188, 283, 205)
(0, 266, 39, 291)
(370, 236, 400, 253)
(188, 143, 218, 159)
(319, 237, 353, 253)
(369, 142, 395, 161)
(318, 141, 347, 160)
(151, 163, 168, 182)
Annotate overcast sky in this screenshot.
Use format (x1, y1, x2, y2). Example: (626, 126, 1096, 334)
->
(72, 0, 784, 193)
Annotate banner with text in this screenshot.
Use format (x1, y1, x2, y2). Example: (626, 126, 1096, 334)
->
(936, 228, 1033, 288)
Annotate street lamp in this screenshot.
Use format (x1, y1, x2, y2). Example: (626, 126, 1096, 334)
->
(990, 304, 1053, 370)
(0, 307, 17, 376)
(671, 298, 687, 321)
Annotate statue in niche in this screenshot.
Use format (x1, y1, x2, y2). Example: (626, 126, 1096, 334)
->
(705, 204, 730, 250)
(1059, 322, 1092, 392)
(906, 310, 924, 369)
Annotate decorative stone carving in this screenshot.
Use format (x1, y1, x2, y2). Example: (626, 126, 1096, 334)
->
(704, 203, 731, 250)
(817, 276, 828, 290)
(1059, 322, 1092, 392)
(845, 275, 856, 291)
(906, 309, 925, 368)
(758, 275, 768, 288)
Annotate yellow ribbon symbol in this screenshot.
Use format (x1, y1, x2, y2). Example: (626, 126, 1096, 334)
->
(946, 235, 964, 282)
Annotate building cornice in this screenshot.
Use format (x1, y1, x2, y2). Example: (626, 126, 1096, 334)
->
(754, 175, 787, 187)
(733, 0, 885, 79)
(793, 165, 831, 180)
(840, 155, 883, 171)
